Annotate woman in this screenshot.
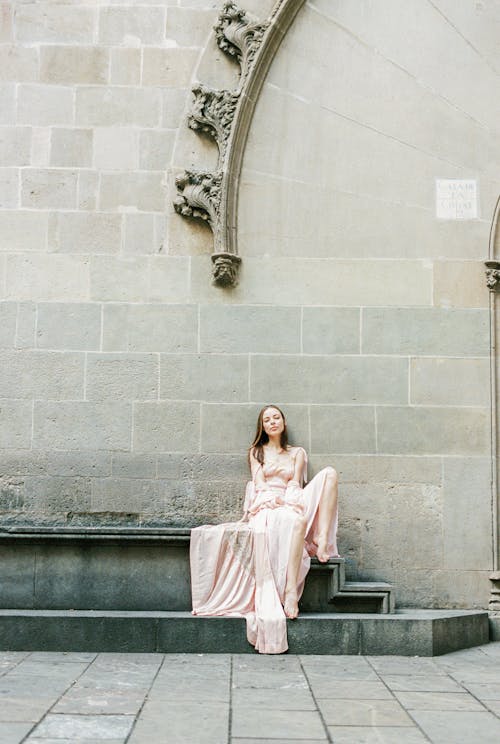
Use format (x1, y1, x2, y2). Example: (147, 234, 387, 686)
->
(190, 405, 339, 654)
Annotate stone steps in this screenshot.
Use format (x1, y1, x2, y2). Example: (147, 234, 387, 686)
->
(0, 608, 489, 656)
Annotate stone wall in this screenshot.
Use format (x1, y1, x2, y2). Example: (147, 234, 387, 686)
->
(1, 0, 499, 608)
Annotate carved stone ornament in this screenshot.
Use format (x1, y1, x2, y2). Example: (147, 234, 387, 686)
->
(174, 0, 305, 287)
(188, 84, 239, 159)
(485, 260, 500, 290)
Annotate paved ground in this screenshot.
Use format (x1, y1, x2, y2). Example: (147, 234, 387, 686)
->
(1, 644, 500, 743)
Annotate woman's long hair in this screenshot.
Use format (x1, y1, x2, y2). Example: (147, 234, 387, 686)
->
(248, 405, 289, 466)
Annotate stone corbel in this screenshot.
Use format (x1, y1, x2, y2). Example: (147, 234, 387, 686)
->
(173, 170, 222, 233)
(485, 261, 500, 290)
(188, 84, 239, 159)
(214, 1, 269, 83)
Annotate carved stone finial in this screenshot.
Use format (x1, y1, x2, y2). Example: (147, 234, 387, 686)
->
(188, 83, 239, 160)
(211, 252, 241, 287)
(485, 260, 500, 290)
(214, 1, 269, 79)
(173, 170, 222, 231)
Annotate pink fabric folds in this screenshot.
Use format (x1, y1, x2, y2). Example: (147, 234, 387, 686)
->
(190, 447, 338, 654)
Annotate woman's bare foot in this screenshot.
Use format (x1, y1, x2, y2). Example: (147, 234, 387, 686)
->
(283, 589, 299, 619)
(313, 535, 330, 563)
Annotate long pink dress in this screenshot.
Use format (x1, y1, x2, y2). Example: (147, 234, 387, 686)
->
(190, 447, 338, 654)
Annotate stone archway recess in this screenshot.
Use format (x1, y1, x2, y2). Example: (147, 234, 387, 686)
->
(173, 0, 306, 287)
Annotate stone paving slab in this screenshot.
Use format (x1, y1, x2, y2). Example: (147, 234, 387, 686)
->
(0, 644, 498, 743)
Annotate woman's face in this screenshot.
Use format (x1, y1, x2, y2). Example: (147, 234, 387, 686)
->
(262, 407, 285, 438)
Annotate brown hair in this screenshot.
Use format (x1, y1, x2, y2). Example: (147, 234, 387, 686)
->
(248, 405, 289, 466)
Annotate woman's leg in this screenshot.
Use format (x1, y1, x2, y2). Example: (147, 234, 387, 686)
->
(284, 514, 307, 619)
(314, 467, 338, 563)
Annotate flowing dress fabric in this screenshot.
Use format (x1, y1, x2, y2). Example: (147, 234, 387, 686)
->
(190, 447, 338, 654)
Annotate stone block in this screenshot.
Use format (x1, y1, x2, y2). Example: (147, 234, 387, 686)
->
(45, 452, 111, 478)
(133, 402, 200, 453)
(24, 476, 92, 514)
(377, 406, 489, 455)
(109, 48, 141, 86)
(99, 172, 165, 211)
(102, 304, 198, 353)
(157, 453, 248, 481)
(98, 6, 166, 45)
(33, 401, 132, 452)
(91, 478, 159, 513)
(0, 44, 37, 81)
(162, 89, 189, 129)
(40, 47, 108, 85)
(302, 308, 360, 354)
(433, 261, 488, 309)
(251, 355, 408, 404)
(18, 85, 74, 126)
(0, 546, 34, 607)
(0, 399, 32, 449)
(142, 48, 200, 88)
(0, 84, 15, 124)
(432, 570, 491, 609)
(0, 302, 16, 347)
(50, 129, 93, 168)
(36, 304, 101, 351)
(77, 170, 99, 211)
(191, 256, 433, 306)
(90, 256, 149, 302)
(0, 127, 31, 166)
(86, 353, 158, 401)
(76, 87, 161, 127)
(0, 167, 18, 208)
(200, 305, 301, 353)
(5, 255, 89, 301)
(0, 210, 47, 252)
(442, 458, 492, 570)
(148, 256, 191, 303)
(21, 168, 78, 209)
(112, 454, 156, 479)
(201, 403, 310, 454)
(362, 308, 490, 356)
(410, 358, 490, 406)
(0, 350, 84, 400)
(30, 126, 51, 166)
(15, 302, 36, 349)
(49, 212, 122, 255)
(160, 354, 248, 403)
(165, 7, 218, 47)
(93, 128, 139, 171)
(0, 2, 13, 42)
(310, 406, 376, 454)
(139, 130, 175, 170)
(15, 4, 95, 43)
(123, 214, 163, 255)
(357, 455, 442, 486)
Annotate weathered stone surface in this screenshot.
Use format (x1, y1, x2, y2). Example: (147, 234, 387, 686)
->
(86, 354, 159, 401)
(0, 127, 31, 166)
(15, 302, 36, 349)
(0, 167, 18, 208)
(0, 210, 47, 252)
(251, 356, 408, 404)
(0, 350, 84, 399)
(18, 85, 74, 126)
(0, 400, 33, 449)
(160, 354, 248, 403)
(99, 6, 166, 46)
(21, 168, 78, 209)
(76, 87, 161, 128)
(142, 48, 199, 87)
(93, 128, 139, 171)
(433, 261, 489, 309)
(6, 255, 89, 301)
(102, 305, 198, 353)
(123, 214, 164, 255)
(24, 476, 92, 514)
(0, 303, 16, 348)
(200, 305, 300, 353)
(99, 172, 165, 212)
(110, 47, 141, 86)
(77, 170, 99, 211)
(49, 212, 122, 255)
(362, 308, 489, 356)
(0, 84, 15, 125)
(90, 257, 149, 302)
(91, 478, 159, 513)
(139, 130, 176, 170)
(50, 129, 93, 168)
(133, 402, 200, 453)
(40, 47, 108, 85)
(33, 402, 132, 452)
(36, 304, 101, 351)
(15, 4, 95, 43)
(148, 257, 191, 303)
(112, 454, 156, 480)
(302, 308, 360, 354)
(410, 358, 490, 406)
(377, 406, 489, 455)
(310, 406, 376, 454)
(442, 458, 492, 571)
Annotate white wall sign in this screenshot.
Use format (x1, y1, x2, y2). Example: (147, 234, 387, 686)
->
(436, 179, 478, 219)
